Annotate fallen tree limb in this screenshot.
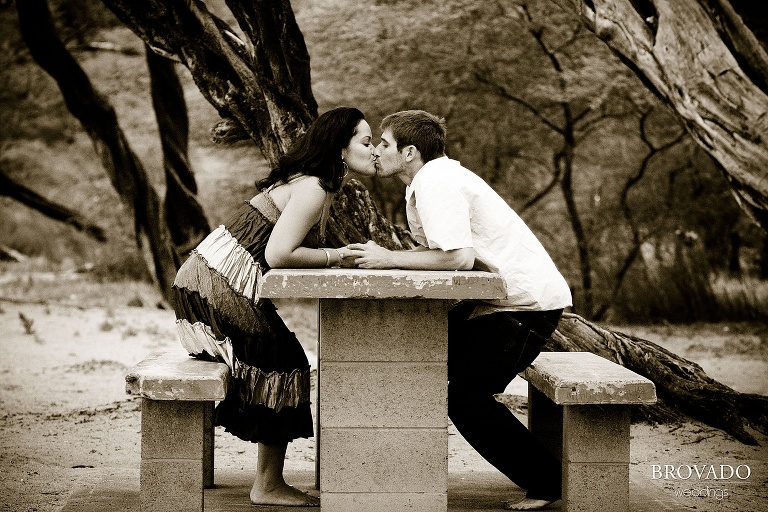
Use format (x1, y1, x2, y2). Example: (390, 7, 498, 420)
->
(551, 313, 768, 444)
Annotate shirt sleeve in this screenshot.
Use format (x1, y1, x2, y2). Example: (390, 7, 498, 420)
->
(413, 178, 473, 251)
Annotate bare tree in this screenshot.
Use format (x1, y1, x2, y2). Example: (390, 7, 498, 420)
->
(16, 0, 765, 443)
(591, 106, 689, 320)
(16, 0, 210, 301)
(474, 4, 646, 318)
(550, 0, 768, 232)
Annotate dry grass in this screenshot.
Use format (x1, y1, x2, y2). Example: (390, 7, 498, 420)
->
(710, 275, 768, 321)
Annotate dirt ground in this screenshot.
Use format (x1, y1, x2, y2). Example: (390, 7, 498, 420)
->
(1, 271, 767, 511)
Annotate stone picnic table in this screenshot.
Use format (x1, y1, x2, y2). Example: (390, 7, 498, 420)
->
(126, 268, 655, 512)
(257, 268, 507, 512)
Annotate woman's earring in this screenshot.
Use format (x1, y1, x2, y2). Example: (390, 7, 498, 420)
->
(342, 160, 349, 178)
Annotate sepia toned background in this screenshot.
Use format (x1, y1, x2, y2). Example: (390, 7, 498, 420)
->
(1, 0, 767, 510)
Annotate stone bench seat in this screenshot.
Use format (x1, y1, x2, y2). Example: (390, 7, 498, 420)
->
(512, 351, 657, 512)
(125, 350, 229, 512)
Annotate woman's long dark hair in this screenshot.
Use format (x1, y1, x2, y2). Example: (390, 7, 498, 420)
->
(257, 106, 365, 193)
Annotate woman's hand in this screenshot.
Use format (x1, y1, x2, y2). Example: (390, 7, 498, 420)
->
(333, 247, 359, 268)
(345, 241, 395, 269)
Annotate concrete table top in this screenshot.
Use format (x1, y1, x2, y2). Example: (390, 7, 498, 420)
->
(257, 268, 507, 300)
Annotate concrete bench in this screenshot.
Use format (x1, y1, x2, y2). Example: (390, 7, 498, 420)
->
(518, 351, 657, 512)
(125, 350, 229, 512)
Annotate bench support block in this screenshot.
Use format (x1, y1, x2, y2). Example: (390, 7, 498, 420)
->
(562, 405, 630, 512)
(530, 391, 632, 512)
(528, 385, 563, 461)
(139, 399, 207, 512)
(204, 402, 215, 488)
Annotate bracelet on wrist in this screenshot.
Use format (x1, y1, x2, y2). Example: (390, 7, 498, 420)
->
(322, 248, 331, 268)
(334, 248, 343, 266)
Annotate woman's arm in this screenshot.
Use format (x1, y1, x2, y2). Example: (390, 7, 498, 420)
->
(264, 177, 333, 268)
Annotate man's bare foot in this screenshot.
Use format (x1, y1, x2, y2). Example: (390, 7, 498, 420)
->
(503, 498, 556, 510)
(250, 482, 319, 507)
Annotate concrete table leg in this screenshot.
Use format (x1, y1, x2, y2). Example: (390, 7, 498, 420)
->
(318, 299, 449, 512)
(561, 405, 630, 512)
(140, 399, 206, 512)
(528, 384, 563, 461)
(204, 401, 215, 488)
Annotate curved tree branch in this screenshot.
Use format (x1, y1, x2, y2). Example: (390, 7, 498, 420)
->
(101, 0, 413, 251)
(17, 0, 181, 300)
(101, 0, 316, 164)
(472, 71, 565, 134)
(146, 47, 210, 254)
(550, 0, 768, 232)
(0, 169, 106, 242)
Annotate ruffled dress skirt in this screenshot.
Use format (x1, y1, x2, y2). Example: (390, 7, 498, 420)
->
(171, 196, 314, 445)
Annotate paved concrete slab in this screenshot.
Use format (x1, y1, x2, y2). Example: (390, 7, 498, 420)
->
(62, 467, 690, 512)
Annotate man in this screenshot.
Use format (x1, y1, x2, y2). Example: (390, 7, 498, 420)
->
(347, 110, 572, 511)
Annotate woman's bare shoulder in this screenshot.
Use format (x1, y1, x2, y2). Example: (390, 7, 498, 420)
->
(289, 174, 324, 190)
(288, 175, 326, 200)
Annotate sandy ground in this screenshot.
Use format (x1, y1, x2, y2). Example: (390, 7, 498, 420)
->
(1, 272, 767, 511)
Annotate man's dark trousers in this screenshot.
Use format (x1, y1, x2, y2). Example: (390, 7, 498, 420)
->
(447, 301, 563, 501)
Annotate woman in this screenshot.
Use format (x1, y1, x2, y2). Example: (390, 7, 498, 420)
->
(172, 107, 377, 507)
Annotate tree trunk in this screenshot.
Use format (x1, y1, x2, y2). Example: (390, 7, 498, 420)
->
(553, 313, 768, 445)
(224, 0, 318, 144)
(146, 47, 210, 254)
(101, 0, 316, 164)
(17, 0, 180, 302)
(549, 0, 768, 232)
(100, 0, 413, 250)
(325, 180, 416, 250)
(0, 170, 107, 242)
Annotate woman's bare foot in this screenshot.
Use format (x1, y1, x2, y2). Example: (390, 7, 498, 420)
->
(503, 498, 556, 510)
(250, 482, 319, 507)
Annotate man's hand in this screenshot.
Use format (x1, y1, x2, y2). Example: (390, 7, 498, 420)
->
(345, 241, 396, 269)
(345, 241, 475, 271)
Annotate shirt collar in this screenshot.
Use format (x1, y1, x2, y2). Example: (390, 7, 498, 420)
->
(404, 156, 452, 201)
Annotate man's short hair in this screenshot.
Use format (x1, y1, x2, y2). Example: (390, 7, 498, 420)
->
(380, 110, 447, 163)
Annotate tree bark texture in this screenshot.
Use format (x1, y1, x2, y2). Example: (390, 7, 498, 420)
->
(553, 313, 768, 445)
(17, 0, 181, 301)
(101, 0, 317, 165)
(325, 180, 417, 250)
(0, 170, 106, 242)
(550, 0, 768, 232)
(146, 47, 211, 254)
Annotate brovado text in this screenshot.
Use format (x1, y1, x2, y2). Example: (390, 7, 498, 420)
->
(651, 464, 751, 480)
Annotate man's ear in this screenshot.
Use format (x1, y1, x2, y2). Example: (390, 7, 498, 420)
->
(403, 145, 417, 162)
